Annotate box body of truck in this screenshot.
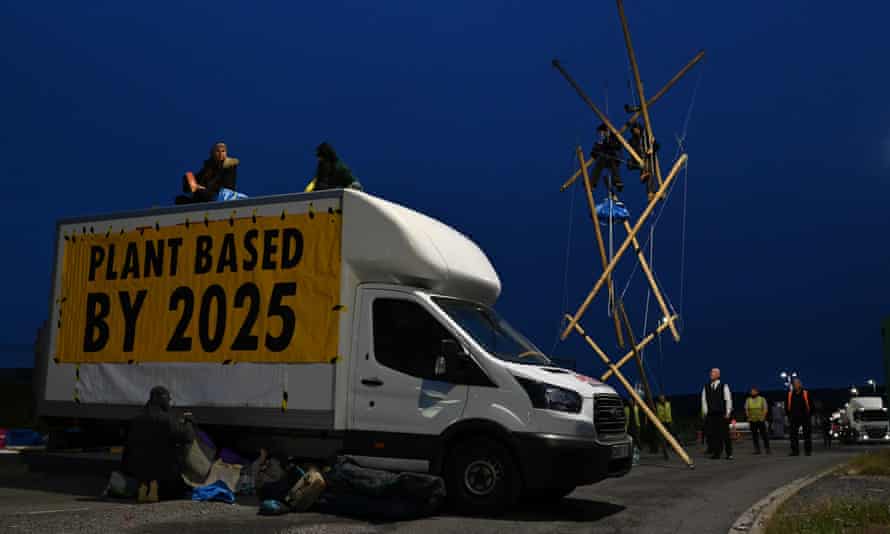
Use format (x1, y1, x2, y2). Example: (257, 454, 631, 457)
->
(37, 189, 630, 512)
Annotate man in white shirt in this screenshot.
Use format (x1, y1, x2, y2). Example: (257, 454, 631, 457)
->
(701, 368, 734, 460)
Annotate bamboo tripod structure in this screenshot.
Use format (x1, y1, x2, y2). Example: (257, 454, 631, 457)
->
(553, 0, 704, 468)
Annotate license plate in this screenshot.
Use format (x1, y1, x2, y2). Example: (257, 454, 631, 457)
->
(612, 443, 630, 459)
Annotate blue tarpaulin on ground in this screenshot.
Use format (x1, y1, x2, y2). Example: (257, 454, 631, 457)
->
(5, 429, 45, 446)
(192, 480, 236, 504)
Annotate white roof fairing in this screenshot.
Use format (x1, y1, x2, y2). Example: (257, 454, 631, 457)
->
(342, 191, 501, 305)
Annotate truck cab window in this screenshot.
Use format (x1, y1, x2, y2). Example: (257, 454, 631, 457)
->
(372, 299, 455, 380)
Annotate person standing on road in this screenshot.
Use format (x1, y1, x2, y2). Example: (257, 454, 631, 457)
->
(656, 395, 673, 453)
(701, 368, 734, 460)
(745, 387, 771, 455)
(771, 402, 786, 438)
(786, 378, 813, 456)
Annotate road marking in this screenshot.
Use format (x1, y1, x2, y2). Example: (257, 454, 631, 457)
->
(25, 508, 90, 515)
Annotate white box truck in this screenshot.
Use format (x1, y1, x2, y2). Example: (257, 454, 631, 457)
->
(35, 189, 631, 513)
(842, 396, 890, 443)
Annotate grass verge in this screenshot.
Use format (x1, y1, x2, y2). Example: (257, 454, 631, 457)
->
(844, 448, 890, 477)
(765, 498, 890, 534)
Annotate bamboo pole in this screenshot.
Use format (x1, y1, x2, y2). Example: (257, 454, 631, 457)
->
(567, 316, 693, 467)
(561, 154, 687, 340)
(616, 301, 655, 411)
(552, 59, 645, 169)
(616, 0, 661, 188)
(577, 146, 625, 348)
(620, 50, 705, 135)
(559, 50, 704, 193)
(622, 219, 680, 342)
(616, 300, 670, 461)
(601, 314, 678, 381)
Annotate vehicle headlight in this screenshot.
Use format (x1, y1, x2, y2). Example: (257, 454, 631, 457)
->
(514, 376, 582, 413)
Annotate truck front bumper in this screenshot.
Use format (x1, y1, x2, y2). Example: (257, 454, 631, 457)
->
(513, 432, 632, 490)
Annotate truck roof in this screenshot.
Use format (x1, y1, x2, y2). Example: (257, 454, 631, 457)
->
(342, 191, 501, 305)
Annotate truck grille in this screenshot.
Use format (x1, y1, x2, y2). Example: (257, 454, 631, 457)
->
(594, 394, 626, 437)
(866, 428, 887, 439)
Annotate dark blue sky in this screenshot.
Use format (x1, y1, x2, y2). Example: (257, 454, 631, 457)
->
(2, 1, 888, 394)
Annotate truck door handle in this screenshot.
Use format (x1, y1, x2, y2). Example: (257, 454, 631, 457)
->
(361, 378, 384, 387)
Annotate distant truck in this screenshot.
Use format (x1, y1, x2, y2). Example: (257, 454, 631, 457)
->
(841, 396, 890, 443)
(34, 189, 632, 513)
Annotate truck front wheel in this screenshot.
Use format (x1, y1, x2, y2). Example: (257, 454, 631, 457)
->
(445, 438, 520, 516)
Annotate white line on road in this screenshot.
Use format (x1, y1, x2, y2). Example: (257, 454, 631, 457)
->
(25, 508, 91, 515)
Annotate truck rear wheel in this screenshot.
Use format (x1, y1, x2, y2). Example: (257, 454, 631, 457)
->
(445, 438, 520, 516)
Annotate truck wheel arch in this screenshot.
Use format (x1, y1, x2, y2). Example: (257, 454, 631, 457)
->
(432, 419, 521, 482)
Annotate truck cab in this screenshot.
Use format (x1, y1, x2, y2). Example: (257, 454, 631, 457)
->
(843, 396, 890, 443)
(346, 285, 631, 512)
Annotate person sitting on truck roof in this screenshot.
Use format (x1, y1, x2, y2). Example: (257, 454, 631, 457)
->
(304, 142, 363, 192)
(175, 142, 240, 204)
(121, 386, 195, 501)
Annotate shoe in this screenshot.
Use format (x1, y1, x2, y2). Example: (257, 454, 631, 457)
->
(710, 454, 720, 460)
(138, 480, 159, 503)
(726, 455, 734, 460)
(753, 450, 761, 455)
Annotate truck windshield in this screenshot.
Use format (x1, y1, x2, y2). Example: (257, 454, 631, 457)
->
(433, 298, 551, 366)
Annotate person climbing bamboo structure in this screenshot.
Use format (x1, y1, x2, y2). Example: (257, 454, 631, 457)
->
(560, 50, 705, 192)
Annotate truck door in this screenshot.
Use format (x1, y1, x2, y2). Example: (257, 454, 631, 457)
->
(352, 289, 469, 436)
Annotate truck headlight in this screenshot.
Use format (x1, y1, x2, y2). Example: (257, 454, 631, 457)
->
(515, 377, 582, 413)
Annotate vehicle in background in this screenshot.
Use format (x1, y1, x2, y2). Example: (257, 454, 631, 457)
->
(840, 396, 890, 443)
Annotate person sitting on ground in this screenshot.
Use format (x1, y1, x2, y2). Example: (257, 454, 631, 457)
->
(590, 124, 624, 199)
(121, 386, 195, 501)
(176, 142, 240, 204)
(305, 142, 363, 192)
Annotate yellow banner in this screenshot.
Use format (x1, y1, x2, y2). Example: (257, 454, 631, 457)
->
(55, 212, 341, 363)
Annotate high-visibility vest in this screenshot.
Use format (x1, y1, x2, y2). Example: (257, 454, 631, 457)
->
(624, 405, 641, 429)
(745, 396, 767, 422)
(656, 402, 673, 424)
(787, 389, 810, 413)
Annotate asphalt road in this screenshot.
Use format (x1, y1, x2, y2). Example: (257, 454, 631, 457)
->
(0, 439, 874, 534)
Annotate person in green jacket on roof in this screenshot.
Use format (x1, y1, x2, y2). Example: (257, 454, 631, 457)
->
(305, 142, 363, 192)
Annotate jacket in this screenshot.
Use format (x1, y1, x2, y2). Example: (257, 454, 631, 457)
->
(656, 401, 672, 424)
(183, 157, 239, 201)
(121, 404, 195, 483)
(786, 389, 811, 418)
